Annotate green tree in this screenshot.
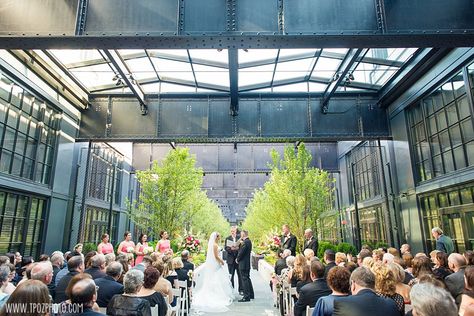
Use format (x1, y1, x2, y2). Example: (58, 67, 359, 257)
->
(243, 143, 334, 252)
(131, 148, 203, 238)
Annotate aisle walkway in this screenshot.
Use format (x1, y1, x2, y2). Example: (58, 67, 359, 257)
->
(194, 269, 279, 316)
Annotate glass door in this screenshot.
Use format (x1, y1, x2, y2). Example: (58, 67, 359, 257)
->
(439, 205, 474, 253)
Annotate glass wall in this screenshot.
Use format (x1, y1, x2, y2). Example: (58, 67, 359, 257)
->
(318, 213, 340, 243)
(408, 64, 474, 182)
(346, 141, 381, 203)
(353, 205, 387, 246)
(88, 144, 123, 205)
(420, 183, 474, 253)
(0, 190, 46, 258)
(83, 206, 119, 245)
(0, 71, 60, 185)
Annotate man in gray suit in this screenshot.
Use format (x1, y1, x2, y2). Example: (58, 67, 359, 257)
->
(445, 253, 466, 308)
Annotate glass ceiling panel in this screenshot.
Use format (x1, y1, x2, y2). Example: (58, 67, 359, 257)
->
(238, 49, 278, 64)
(159, 71, 195, 83)
(239, 64, 274, 86)
(193, 64, 229, 88)
(336, 86, 367, 92)
(151, 58, 192, 72)
(352, 62, 398, 86)
(189, 49, 228, 66)
(49, 49, 103, 67)
(311, 57, 342, 79)
(308, 82, 327, 92)
(70, 63, 115, 89)
(123, 57, 157, 80)
(367, 48, 417, 63)
(323, 48, 349, 55)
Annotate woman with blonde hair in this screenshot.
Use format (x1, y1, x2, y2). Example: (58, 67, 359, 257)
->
(287, 254, 306, 288)
(373, 263, 405, 315)
(335, 252, 347, 267)
(387, 262, 411, 304)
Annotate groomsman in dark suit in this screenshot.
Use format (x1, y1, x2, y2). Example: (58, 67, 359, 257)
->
(281, 224, 297, 256)
(225, 226, 243, 293)
(303, 228, 318, 256)
(236, 230, 254, 302)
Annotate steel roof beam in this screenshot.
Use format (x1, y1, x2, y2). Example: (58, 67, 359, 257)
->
(320, 48, 366, 113)
(103, 50, 147, 114)
(228, 49, 239, 115)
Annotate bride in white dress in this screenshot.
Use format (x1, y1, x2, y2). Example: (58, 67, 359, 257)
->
(192, 232, 235, 313)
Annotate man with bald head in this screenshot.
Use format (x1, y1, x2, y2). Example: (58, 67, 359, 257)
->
(444, 253, 466, 308)
(64, 278, 103, 315)
(445, 252, 467, 308)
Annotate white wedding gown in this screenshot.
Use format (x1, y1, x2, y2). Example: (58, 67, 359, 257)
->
(192, 232, 235, 313)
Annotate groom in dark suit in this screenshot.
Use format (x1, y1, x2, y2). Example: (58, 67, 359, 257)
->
(281, 224, 297, 256)
(236, 230, 254, 302)
(225, 226, 243, 293)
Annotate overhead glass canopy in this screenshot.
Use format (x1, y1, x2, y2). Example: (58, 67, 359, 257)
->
(47, 48, 419, 95)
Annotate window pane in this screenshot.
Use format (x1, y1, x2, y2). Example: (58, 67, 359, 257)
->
(436, 111, 447, 130)
(430, 136, 440, 156)
(439, 130, 451, 152)
(443, 151, 455, 173)
(11, 154, 23, 176)
(441, 82, 455, 104)
(453, 146, 467, 170)
(467, 141, 474, 166)
(433, 154, 444, 176)
(446, 103, 458, 126)
(450, 124, 463, 147)
(3, 127, 15, 151)
(428, 115, 437, 135)
(458, 95, 471, 119)
(461, 188, 473, 204)
(0, 150, 12, 173)
(461, 119, 474, 142)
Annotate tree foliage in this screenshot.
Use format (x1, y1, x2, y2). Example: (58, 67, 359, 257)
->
(243, 143, 333, 252)
(129, 147, 229, 238)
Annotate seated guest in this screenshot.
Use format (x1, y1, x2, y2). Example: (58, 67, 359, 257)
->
(0, 266, 11, 308)
(64, 279, 104, 316)
(84, 251, 98, 270)
(85, 254, 107, 280)
(30, 261, 54, 298)
(162, 256, 178, 289)
(372, 249, 384, 262)
(137, 267, 168, 316)
(295, 264, 312, 295)
(173, 258, 190, 288)
(105, 253, 116, 267)
(409, 282, 457, 316)
(2, 280, 51, 315)
(432, 251, 452, 280)
(445, 253, 467, 309)
(304, 249, 315, 264)
(56, 252, 75, 286)
(275, 249, 291, 276)
(373, 263, 404, 315)
(152, 261, 173, 305)
(333, 267, 399, 316)
(356, 249, 372, 267)
(55, 256, 85, 303)
(60, 273, 101, 313)
(288, 254, 307, 288)
(408, 256, 433, 286)
(3, 264, 16, 295)
(313, 266, 350, 316)
(464, 250, 474, 266)
(51, 251, 64, 285)
(460, 265, 474, 316)
(107, 270, 151, 316)
(293, 260, 331, 316)
(95, 262, 124, 308)
(323, 250, 336, 278)
(335, 253, 347, 267)
(181, 250, 194, 273)
(387, 263, 411, 305)
(134, 256, 153, 273)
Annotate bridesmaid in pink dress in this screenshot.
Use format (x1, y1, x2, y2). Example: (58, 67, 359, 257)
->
(117, 231, 135, 265)
(155, 231, 171, 254)
(135, 233, 149, 265)
(97, 233, 114, 255)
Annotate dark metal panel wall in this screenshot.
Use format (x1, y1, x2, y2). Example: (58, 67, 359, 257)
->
(80, 96, 387, 141)
(237, 0, 279, 33)
(184, 0, 226, 33)
(86, 0, 179, 34)
(384, 0, 474, 32)
(284, 0, 378, 33)
(0, 0, 77, 35)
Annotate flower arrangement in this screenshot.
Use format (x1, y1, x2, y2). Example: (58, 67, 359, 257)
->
(181, 234, 201, 254)
(187, 270, 193, 281)
(265, 232, 281, 253)
(143, 246, 154, 255)
(126, 246, 134, 253)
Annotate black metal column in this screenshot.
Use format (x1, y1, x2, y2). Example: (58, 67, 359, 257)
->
(351, 162, 362, 250)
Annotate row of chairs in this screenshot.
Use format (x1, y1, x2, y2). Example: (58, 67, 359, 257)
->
(279, 279, 313, 316)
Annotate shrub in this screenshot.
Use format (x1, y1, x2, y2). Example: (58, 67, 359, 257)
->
(83, 242, 97, 254)
(336, 242, 357, 256)
(317, 241, 337, 259)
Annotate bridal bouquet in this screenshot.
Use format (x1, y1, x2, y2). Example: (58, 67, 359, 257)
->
(143, 246, 154, 255)
(126, 246, 134, 253)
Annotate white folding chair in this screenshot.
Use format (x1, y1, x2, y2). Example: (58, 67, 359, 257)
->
(169, 288, 181, 316)
(289, 287, 297, 316)
(306, 306, 314, 316)
(177, 280, 189, 316)
(150, 305, 159, 316)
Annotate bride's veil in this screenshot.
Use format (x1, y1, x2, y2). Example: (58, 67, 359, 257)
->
(205, 232, 218, 265)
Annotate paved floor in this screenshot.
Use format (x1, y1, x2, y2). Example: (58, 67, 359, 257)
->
(191, 269, 279, 316)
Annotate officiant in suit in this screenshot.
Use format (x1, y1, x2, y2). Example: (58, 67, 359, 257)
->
(225, 226, 243, 293)
(303, 228, 318, 255)
(236, 230, 254, 302)
(281, 224, 297, 256)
